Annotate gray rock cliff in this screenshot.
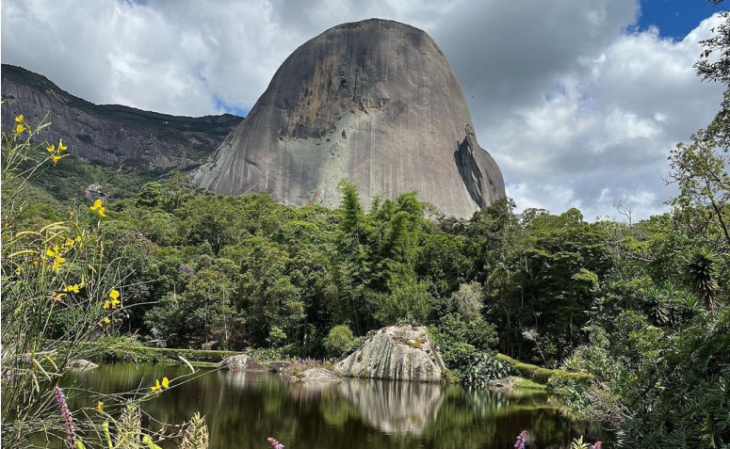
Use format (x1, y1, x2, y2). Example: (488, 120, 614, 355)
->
(195, 19, 505, 218)
(1, 64, 242, 171)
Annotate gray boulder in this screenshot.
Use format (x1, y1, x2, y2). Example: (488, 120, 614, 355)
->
(296, 367, 341, 383)
(68, 359, 99, 372)
(218, 354, 267, 371)
(335, 325, 445, 382)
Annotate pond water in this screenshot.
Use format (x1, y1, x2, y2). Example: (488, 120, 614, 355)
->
(61, 363, 610, 449)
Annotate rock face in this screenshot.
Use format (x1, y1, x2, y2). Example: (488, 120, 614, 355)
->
(218, 354, 266, 371)
(336, 325, 445, 382)
(68, 359, 99, 372)
(1, 64, 242, 170)
(296, 367, 341, 383)
(195, 19, 505, 218)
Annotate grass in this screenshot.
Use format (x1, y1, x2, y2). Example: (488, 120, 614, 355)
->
(512, 378, 548, 390)
(496, 353, 593, 384)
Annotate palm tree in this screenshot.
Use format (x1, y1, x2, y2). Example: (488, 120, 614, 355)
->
(684, 248, 720, 317)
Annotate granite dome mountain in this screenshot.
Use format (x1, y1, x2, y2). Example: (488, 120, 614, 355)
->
(195, 19, 505, 218)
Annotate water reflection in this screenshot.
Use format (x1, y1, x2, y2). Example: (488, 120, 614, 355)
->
(339, 379, 443, 435)
(61, 364, 611, 449)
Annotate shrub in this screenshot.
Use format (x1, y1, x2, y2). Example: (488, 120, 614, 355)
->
(462, 351, 513, 387)
(324, 324, 355, 357)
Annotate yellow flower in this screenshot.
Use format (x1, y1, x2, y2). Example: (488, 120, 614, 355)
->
(64, 238, 75, 247)
(79, 280, 86, 289)
(110, 298, 120, 308)
(97, 401, 104, 412)
(103, 301, 111, 309)
(90, 199, 103, 211)
(58, 140, 68, 152)
(102, 317, 110, 324)
(55, 293, 66, 301)
(15, 114, 23, 123)
(51, 155, 62, 165)
(51, 256, 65, 272)
(46, 143, 56, 153)
(46, 248, 56, 258)
(15, 124, 25, 134)
(64, 284, 80, 294)
(54, 244, 60, 253)
(15, 266, 21, 275)
(109, 290, 120, 299)
(161, 377, 170, 389)
(76, 235, 83, 242)
(98, 206, 106, 217)
(151, 379, 162, 392)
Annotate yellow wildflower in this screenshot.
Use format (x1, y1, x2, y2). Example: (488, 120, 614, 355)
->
(79, 280, 86, 289)
(46, 248, 56, 258)
(46, 143, 56, 153)
(98, 206, 106, 217)
(58, 140, 68, 152)
(151, 379, 162, 392)
(15, 115, 23, 123)
(75, 235, 83, 242)
(64, 238, 75, 247)
(51, 256, 65, 272)
(51, 155, 62, 165)
(109, 289, 120, 300)
(90, 199, 103, 211)
(102, 317, 110, 324)
(97, 402, 103, 412)
(64, 284, 80, 294)
(103, 301, 111, 309)
(55, 293, 66, 301)
(161, 377, 170, 389)
(15, 266, 21, 275)
(15, 124, 25, 134)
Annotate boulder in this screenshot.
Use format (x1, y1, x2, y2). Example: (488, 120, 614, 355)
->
(335, 325, 445, 382)
(218, 354, 267, 371)
(68, 359, 99, 372)
(296, 367, 341, 383)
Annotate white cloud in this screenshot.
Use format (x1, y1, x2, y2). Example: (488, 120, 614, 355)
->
(1, 0, 725, 220)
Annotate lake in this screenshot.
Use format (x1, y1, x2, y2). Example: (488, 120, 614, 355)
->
(61, 363, 610, 449)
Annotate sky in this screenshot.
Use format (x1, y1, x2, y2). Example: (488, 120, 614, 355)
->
(1, 0, 728, 220)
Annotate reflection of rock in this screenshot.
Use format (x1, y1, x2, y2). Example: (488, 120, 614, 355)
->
(217, 370, 277, 389)
(68, 359, 99, 372)
(218, 354, 266, 371)
(336, 325, 445, 382)
(338, 378, 444, 435)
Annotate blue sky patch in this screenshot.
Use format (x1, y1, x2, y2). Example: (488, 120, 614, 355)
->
(636, 0, 727, 40)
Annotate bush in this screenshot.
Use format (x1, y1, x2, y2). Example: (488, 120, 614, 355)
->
(462, 351, 513, 387)
(324, 324, 355, 357)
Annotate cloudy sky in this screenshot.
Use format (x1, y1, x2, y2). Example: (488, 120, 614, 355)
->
(2, 0, 727, 220)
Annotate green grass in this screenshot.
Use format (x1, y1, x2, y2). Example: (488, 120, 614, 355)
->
(497, 353, 593, 384)
(512, 378, 548, 390)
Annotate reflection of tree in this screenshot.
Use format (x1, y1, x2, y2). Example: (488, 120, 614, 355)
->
(338, 379, 444, 435)
(319, 396, 359, 427)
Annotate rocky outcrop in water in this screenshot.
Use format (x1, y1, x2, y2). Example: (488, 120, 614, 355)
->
(335, 325, 445, 382)
(218, 354, 266, 371)
(1, 64, 242, 170)
(195, 19, 505, 218)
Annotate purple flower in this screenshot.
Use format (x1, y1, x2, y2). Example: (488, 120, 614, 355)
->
(514, 430, 528, 449)
(267, 437, 285, 449)
(591, 443, 602, 449)
(53, 386, 76, 445)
